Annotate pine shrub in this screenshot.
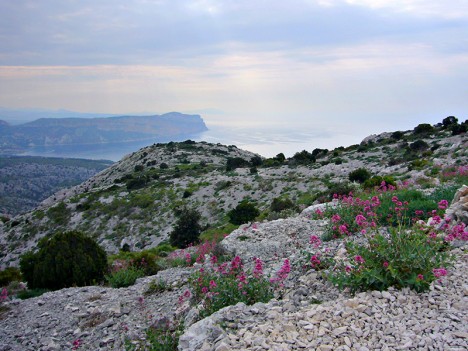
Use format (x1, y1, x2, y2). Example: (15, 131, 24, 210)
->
(19, 230, 107, 290)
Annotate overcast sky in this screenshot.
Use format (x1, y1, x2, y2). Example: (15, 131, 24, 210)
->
(0, 0, 467, 141)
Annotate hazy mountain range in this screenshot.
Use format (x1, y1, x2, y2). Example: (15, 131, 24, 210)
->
(0, 112, 208, 155)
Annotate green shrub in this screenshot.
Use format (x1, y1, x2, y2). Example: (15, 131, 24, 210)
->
(270, 197, 296, 213)
(348, 168, 371, 183)
(106, 265, 145, 288)
(189, 256, 274, 318)
(442, 116, 458, 128)
(363, 176, 396, 189)
(327, 227, 454, 293)
(228, 201, 260, 225)
(16, 288, 49, 300)
(391, 131, 404, 140)
(19, 230, 107, 290)
(413, 123, 435, 135)
(170, 208, 202, 248)
(291, 150, 316, 164)
(46, 202, 70, 225)
(409, 140, 429, 152)
(0, 267, 22, 287)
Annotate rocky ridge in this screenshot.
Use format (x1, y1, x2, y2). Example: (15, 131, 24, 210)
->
(1, 131, 466, 267)
(1, 205, 467, 350)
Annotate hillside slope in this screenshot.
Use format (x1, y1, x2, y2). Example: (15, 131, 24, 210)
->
(0, 122, 466, 267)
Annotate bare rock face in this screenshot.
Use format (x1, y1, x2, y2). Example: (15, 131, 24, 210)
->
(446, 185, 468, 224)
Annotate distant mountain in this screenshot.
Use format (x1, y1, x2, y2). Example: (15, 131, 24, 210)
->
(0, 107, 120, 124)
(0, 112, 208, 155)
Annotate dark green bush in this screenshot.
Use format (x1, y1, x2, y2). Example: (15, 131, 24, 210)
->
(270, 197, 296, 213)
(348, 168, 372, 183)
(134, 165, 144, 172)
(126, 177, 147, 190)
(19, 230, 108, 290)
(0, 267, 22, 287)
(169, 208, 202, 248)
(46, 202, 71, 226)
(291, 150, 316, 164)
(226, 157, 249, 171)
(413, 123, 435, 135)
(391, 131, 404, 140)
(409, 140, 429, 151)
(228, 201, 260, 225)
(442, 116, 458, 128)
(363, 176, 397, 189)
(160, 163, 169, 169)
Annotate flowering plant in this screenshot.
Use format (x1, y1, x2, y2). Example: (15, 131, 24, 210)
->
(327, 225, 455, 293)
(188, 255, 285, 318)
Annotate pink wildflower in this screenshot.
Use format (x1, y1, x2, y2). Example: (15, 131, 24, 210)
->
(433, 268, 447, 278)
(345, 266, 352, 273)
(209, 280, 217, 289)
(310, 255, 321, 268)
(438, 200, 449, 210)
(416, 274, 424, 281)
(338, 224, 349, 235)
(383, 261, 389, 268)
(331, 214, 341, 223)
(253, 258, 264, 278)
(201, 287, 208, 294)
(354, 255, 365, 264)
(309, 235, 322, 248)
(355, 214, 367, 226)
(210, 255, 218, 265)
(72, 339, 82, 350)
(0, 288, 8, 302)
(230, 256, 243, 271)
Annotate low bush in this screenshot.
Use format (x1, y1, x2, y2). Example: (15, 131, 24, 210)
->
(19, 231, 107, 290)
(0, 267, 22, 287)
(348, 168, 371, 183)
(105, 263, 145, 288)
(228, 201, 260, 225)
(327, 226, 454, 293)
(188, 256, 282, 318)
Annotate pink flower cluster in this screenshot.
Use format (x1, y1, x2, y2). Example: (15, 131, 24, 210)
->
(0, 288, 8, 302)
(432, 268, 448, 278)
(270, 259, 290, 286)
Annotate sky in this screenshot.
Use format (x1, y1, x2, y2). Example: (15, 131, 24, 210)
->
(0, 0, 467, 150)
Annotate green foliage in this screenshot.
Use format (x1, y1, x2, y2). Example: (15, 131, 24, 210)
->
(327, 227, 454, 293)
(442, 116, 458, 128)
(413, 123, 435, 135)
(189, 257, 274, 318)
(409, 140, 429, 152)
(391, 131, 404, 140)
(226, 157, 249, 171)
(348, 168, 371, 183)
(291, 150, 316, 164)
(46, 202, 71, 226)
(270, 196, 296, 213)
(145, 279, 171, 295)
(228, 201, 260, 225)
(106, 266, 145, 288)
(19, 230, 107, 290)
(0, 267, 22, 287)
(16, 288, 49, 300)
(363, 176, 396, 189)
(144, 321, 183, 351)
(169, 207, 202, 248)
(200, 223, 238, 242)
(109, 250, 161, 276)
(126, 177, 147, 190)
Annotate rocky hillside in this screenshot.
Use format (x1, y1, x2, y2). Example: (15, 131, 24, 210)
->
(0, 122, 467, 267)
(0, 156, 113, 216)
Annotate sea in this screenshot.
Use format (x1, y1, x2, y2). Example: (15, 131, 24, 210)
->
(22, 124, 361, 162)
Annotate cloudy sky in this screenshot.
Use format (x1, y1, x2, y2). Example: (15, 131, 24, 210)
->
(0, 0, 467, 145)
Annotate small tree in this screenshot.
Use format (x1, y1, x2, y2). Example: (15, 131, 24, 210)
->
(19, 230, 107, 290)
(228, 201, 260, 225)
(170, 207, 202, 248)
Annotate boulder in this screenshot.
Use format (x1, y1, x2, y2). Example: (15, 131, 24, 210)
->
(446, 185, 468, 224)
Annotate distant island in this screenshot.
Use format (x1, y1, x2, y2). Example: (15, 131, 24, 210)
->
(0, 112, 208, 155)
